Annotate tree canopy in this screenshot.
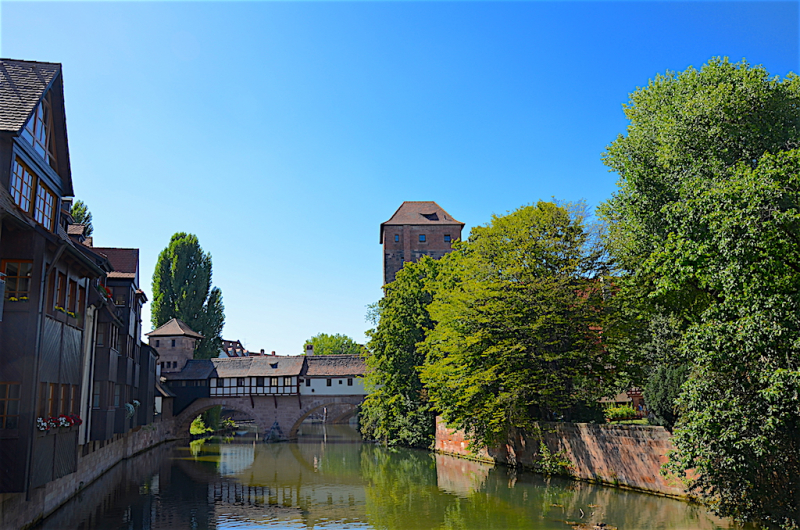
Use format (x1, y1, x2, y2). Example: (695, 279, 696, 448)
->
(304, 333, 364, 356)
(151, 233, 225, 359)
(602, 58, 800, 527)
(360, 257, 441, 448)
(419, 201, 609, 448)
(70, 200, 93, 236)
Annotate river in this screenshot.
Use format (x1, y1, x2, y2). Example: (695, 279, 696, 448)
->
(33, 423, 744, 530)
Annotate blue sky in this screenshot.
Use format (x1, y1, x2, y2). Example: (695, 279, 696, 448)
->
(2, 1, 797, 354)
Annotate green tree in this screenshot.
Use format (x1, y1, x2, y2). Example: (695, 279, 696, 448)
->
(601, 58, 800, 527)
(360, 257, 442, 448)
(304, 333, 364, 355)
(70, 200, 93, 236)
(151, 233, 225, 359)
(419, 201, 609, 449)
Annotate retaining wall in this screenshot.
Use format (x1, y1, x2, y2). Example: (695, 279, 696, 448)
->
(434, 417, 688, 498)
(0, 419, 176, 529)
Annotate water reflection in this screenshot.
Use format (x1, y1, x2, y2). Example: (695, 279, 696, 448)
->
(35, 424, 744, 530)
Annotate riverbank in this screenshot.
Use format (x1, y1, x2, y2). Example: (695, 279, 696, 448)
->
(434, 417, 690, 499)
(0, 420, 175, 530)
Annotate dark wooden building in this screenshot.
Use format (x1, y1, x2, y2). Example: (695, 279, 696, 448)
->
(0, 59, 110, 492)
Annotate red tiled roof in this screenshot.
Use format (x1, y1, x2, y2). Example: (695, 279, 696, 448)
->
(67, 224, 87, 236)
(380, 201, 464, 243)
(93, 247, 139, 275)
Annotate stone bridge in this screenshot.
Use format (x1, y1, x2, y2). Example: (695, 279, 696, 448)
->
(173, 394, 365, 440)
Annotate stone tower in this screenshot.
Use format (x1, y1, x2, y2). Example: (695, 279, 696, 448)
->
(380, 201, 464, 285)
(146, 318, 203, 373)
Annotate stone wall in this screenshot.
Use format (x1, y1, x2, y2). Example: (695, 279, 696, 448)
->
(0, 418, 175, 529)
(434, 417, 688, 498)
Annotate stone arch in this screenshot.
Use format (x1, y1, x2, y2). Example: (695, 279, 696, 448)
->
(174, 399, 260, 437)
(288, 401, 358, 439)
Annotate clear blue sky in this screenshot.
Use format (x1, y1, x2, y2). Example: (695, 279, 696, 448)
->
(2, 1, 797, 354)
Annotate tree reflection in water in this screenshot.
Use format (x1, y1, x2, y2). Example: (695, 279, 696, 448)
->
(32, 424, 747, 530)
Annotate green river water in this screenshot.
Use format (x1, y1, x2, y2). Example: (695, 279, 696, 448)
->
(34, 423, 745, 530)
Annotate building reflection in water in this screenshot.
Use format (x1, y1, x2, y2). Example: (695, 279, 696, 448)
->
(33, 423, 746, 530)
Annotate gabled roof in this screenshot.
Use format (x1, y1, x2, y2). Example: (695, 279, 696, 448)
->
(146, 318, 204, 339)
(164, 359, 215, 381)
(0, 59, 60, 133)
(0, 58, 73, 196)
(380, 201, 464, 243)
(93, 247, 139, 280)
(304, 355, 366, 377)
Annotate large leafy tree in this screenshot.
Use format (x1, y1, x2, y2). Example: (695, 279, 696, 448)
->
(70, 200, 93, 236)
(360, 257, 442, 448)
(419, 201, 608, 449)
(151, 233, 225, 359)
(601, 58, 800, 527)
(304, 333, 364, 355)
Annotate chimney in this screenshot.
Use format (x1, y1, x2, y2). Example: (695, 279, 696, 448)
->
(305, 344, 314, 356)
(84, 237, 93, 247)
(260, 349, 265, 355)
(271, 351, 276, 356)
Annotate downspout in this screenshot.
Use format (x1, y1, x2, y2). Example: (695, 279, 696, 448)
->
(25, 241, 67, 500)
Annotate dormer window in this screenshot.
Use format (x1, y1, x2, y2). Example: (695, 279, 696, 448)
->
(21, 96, 57, 168)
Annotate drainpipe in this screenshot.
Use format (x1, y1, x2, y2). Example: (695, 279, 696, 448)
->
(24, 242, 67, 500)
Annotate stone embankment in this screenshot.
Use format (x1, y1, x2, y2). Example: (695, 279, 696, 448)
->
(0, 420, 176, 530)
(434, 417, 687, 498)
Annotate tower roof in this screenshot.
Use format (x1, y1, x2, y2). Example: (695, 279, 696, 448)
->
(380, 201, 464, 243)
(146, 318, 204, 339)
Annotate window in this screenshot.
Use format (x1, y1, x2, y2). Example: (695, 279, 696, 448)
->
(60, 384, 69, 415)
(77, 286, 86, 323)
(305, 379, 311, 387)
(237, 378, 245, 387)
(109, 325, 120, 351)
(48, 383, 57, 417)
(444, 234, 451, 243)
(348, 378, 353, 386)
(394, 234, 399, 242)
(33, 182, 55, 230)
(92, 387, 101, 409)
(270, 377, 278, 386)
(113, 385, 120, 408)
(113, 287, 126, 306)
(419, 234, 426, 242)
(216, 378, 224, 387)
(54, 272, 66, 310)
(72, 385, 79, 415)
(97, 324, 105, 347)
(21, 97, 57, 166)
(172, 361, 177, 369)
(338, 379, 343, 384)
(0, 383, 21, 429)
(256, 377, 264, 387)
(155, 340, 160, 347)
(171, 339, 176, 347)
(326, 379, 332, 387)
(283, 377, 291, 386)
(66, 281, 77, 313)
(2, 260, 33, 300)
(38, 383, 47, 417)
(10, 159, 34, 213)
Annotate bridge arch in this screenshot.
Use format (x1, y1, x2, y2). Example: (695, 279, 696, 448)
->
(287, 401, 359, 439)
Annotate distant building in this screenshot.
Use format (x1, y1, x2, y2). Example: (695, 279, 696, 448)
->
(380, 201, 464, 285)
(146, 318, 203, 373)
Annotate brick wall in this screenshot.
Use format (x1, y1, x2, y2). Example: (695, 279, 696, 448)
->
(434, 417, 688, 498)
(383, 224, 462, 284)
(0, 419, 175, 529)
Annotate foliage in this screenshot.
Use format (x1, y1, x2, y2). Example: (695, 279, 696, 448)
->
(304, 333, 364, 355)
(528, 426, 573, 476)
(419, 201, 610, 449)
(70, 200, 93, 236)
(190, 415, 212, 436)
(151, 233, 225, 359)
(202, 406, 221, 432)
(644, 363, 688, 429)
(360, 257, 442, 448)
(601, 57, 800, 527)
(604, 404, 638, 422)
